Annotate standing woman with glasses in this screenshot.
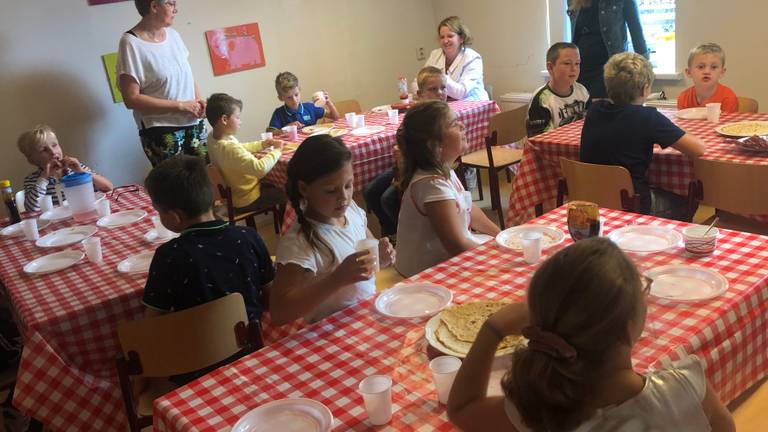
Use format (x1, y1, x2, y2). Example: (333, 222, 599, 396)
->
(568, 0, 648, 99)
(117, 0, 208, 167)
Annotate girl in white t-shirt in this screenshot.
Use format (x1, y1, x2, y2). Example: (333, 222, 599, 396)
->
(271, 136, 395, 324)
(448, 238, 734, 432)
(395, 101, 500, 277)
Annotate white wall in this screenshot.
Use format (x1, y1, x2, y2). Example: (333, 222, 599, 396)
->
(435, 0, 767, 110)
(0, 0, 436, 204)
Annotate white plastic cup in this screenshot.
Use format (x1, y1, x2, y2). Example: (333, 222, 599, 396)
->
(429, 355, 462, 404)
(60, 172, 97, 222)
(96, 198, 111, 218)
(152, 215, 173, 239)
(355, 238, 380, 273)
(354, 114, 366, 129)
(598, 216, 606, 237)
(312, 91, 326, 107)
(521, 231, 542, 264)
(706, 102, 721, 123)
(387, 109, 399, 124)
(40, 195, 54, 213)
(260, 132, 273, 141)
(281, 125, 298, 142)
(82, 237, 103, 263)
(358, 375, 393, 426)
(21, 219, 39, 241)
(345, 112, 356, 128)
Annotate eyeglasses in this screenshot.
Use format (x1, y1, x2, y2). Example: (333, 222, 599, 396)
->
(110, 185, 140, 203)
(641, 275, 653, 297)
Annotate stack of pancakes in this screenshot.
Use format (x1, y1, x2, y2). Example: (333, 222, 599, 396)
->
(433, 301, 523, 356)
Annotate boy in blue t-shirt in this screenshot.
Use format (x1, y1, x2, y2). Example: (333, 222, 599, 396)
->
(267, 71, 340, 134)
(580, 52, 705, 220)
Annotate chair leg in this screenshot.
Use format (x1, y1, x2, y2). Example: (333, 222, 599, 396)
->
(272, 209, 280, 234)
(506, 168, 512, 183)
(476, 169, 484, 202)
(245, 216, 256, 228)
(456, 163, 468, 190)
(489, 170, 505, 229)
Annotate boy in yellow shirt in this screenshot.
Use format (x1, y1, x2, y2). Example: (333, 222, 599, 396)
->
(206, 93, 286, 212)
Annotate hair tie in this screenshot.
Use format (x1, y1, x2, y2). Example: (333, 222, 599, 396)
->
(522, 326, 577, 361)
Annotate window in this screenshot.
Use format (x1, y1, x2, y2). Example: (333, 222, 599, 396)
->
(549, 0, 677, 75)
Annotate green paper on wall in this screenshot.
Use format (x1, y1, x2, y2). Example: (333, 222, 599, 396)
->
(101, 52, 123, 103)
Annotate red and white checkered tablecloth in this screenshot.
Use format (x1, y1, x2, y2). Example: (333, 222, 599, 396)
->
(0, 189, 296, 432)
(153, 206, 768, 431)
(507, 110, 768, 226)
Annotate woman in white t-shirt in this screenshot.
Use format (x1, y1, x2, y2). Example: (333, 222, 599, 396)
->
(447, 238, 735, 432)
(270, 136, 395, 324)
(395, 101, 500, 277)
(117, 0, 207, 167)
(416, 16, 489, 102)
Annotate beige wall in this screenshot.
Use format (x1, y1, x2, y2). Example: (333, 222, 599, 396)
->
(0, 0, 436, 200)
(435, 0, 767, 110)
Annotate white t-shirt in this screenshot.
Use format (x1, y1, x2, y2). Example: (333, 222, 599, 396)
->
(395, 170, 479, 277)
(503, 355, 710, 431)
(116, 27, 198, 129)
(276, 202, 375, 322)
(417, 47, 490, 101)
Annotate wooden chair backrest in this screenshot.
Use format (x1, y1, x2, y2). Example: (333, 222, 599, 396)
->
(117, 293, 249, 377)
(334, 99, 362, 115)
(559, 158, 635, 211)
(206, 163, 228, 202)
(692, 158, 768, 215)
(737, 97, 759, 113)
(489, 105, 528, 147)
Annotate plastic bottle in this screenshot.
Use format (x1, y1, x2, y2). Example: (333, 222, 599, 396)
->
(398, 77, 409, 102)
(1, 180, 21, 224)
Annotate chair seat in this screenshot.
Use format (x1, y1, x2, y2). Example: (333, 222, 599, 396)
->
(461, 147, 523, 169)
(137, 378, 178, 417)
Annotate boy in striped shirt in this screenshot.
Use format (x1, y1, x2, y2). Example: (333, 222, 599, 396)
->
(17, 124, 113, 212)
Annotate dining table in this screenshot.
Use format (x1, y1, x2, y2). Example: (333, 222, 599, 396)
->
(506, 110, 768, 226)
(264, 100, 500, 192)
(153, 205, 768, 431)
(0, 188, 290, 431)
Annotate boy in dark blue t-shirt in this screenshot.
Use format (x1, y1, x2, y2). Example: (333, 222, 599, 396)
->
(142, 155, 274, 322)
(267, 71, 340, 133)
(580, 52, 705, 220)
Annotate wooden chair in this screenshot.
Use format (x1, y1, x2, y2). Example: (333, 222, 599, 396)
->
(334, 99, 362, 115)
(557, 158, 641, 212)
(458, 106, 526, 229)
(688, 159, 768, 234)
(115, 293, 263, 432)
(207, 164, 283, 233)
(737, 97, 759, 113)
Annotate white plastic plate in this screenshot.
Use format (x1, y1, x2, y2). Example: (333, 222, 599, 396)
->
(116, 251, 154, 274)
(607, 225, 682, 253)
(142, 229, 179, 243)
(35, 225, 98, 248)
(675, 107, 707, 120)
(40, 206, 73, 223)
(1, 218, 51, 237)
(231, 398, 334, 432)
(97, 210, 147, 228)
(645, 265, 728, 302)
(375, 283, 452, 319)
(23, 250, 84, 275)
(495, 225, 565, 251)
(350, 125, 386, 136)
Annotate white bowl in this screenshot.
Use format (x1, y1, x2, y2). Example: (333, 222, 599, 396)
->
(682, 225, 718, 256)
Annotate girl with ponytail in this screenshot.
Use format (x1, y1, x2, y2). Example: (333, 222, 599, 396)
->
(269, 135, 395, 324)
(447, 237, 733, 432)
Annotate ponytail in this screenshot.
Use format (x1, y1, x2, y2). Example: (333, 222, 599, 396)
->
(502, 238, 644, 431)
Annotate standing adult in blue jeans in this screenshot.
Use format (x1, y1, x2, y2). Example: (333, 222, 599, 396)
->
(568, 0, 648, 99)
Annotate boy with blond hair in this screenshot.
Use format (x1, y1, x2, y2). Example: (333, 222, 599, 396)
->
(416, 66, 448, 102)
(527, 42, 590, 137)
(206, 93, 286, 213)
(267, 71, 340, 133)
(581, 52, 705, 220)
(677, 43, 738, 112)
(17, 124, 113, 212)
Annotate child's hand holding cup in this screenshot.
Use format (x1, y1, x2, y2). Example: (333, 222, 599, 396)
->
(355, 238, 380, 273)
(312, 91, 327, 108)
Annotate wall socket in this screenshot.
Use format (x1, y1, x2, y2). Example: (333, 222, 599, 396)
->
(416, 47, 426, 61)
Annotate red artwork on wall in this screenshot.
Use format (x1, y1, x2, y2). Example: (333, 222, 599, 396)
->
(205, 23, 266, 76)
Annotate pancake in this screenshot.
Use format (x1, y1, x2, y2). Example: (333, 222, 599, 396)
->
(435, 301, 523, 355)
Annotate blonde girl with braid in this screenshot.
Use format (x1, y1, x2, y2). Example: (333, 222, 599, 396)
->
(448, 238, 733, 432)
(270, 135, 395, 324)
